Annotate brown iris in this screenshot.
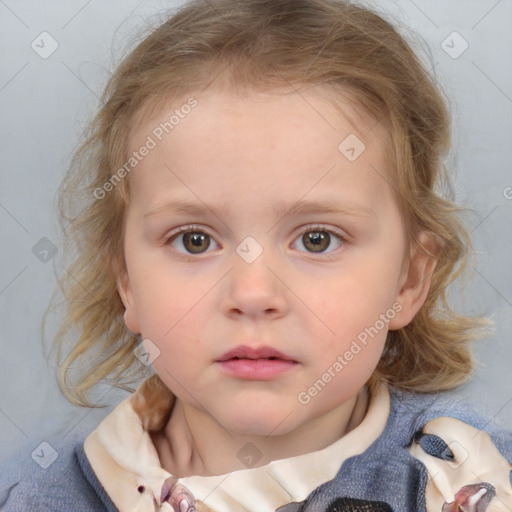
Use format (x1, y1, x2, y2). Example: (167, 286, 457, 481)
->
(183, 232, 211, 253)
(302, 231, 330, 253)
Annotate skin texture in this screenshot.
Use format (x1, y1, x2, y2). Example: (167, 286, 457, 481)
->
(117, 85, 438, 477)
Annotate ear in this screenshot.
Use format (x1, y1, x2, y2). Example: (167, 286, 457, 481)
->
(115, 261, 141, 335)
(388, 230, 442, 330)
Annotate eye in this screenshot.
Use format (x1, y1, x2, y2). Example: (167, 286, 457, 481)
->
(413, 431, 455, 461)
(165, 225, 219, 255)
(165, 224, 346, 257)
(291, 225, 345, 255)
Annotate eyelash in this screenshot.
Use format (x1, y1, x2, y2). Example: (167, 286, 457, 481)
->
(164, 224, 347, 259)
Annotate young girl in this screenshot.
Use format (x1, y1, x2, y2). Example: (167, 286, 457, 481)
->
(2, 0, 511, 511)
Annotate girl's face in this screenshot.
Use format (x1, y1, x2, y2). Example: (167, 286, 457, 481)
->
(118, 86, 427, 437)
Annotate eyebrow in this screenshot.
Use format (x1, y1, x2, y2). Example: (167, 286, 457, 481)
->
(144, 198, 376, 221)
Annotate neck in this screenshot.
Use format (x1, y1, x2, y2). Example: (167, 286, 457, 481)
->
(151, 387, 369, 477)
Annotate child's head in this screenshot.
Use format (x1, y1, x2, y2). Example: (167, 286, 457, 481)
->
(53, 0, 490, 412)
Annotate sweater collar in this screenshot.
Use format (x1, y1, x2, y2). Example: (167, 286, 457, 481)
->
(82, 377, 390, 512)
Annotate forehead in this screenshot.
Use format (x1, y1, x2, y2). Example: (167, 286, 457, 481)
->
(128, 84, 381, 152)
(125, 86, 394, 216)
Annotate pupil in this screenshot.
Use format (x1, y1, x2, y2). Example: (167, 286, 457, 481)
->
(310, 232, 323, 245)
(191, 234, 203, 246)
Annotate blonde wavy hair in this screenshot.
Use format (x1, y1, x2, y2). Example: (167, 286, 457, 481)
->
(47, 0, 492, 407)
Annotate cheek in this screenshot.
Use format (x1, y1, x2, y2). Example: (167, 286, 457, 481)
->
(136, 282, 213, 364)
(147, 315, 204, 384)
(310, 266, 400, 337)
(298, 256, 400, 374)
(128, 260, 207, 338)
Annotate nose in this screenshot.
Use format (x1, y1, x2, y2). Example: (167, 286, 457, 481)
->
(222, 247, 289, 321)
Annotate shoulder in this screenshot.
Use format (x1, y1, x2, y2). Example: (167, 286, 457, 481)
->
(287, 386, 512, 512)
(0, 430, 110, 512)
(386, 386, 512, 459)
(381, 386, 512, 511)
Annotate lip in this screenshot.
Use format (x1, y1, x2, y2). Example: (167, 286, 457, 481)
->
(217, 345, 296, 362)
(216, 345, 298, 380)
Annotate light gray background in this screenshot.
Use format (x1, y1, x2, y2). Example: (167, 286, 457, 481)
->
(1, 0, 511, 464)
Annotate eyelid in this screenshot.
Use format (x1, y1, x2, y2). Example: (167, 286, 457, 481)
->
(166, 223, 212, 238)
(294, 223, 348, 242)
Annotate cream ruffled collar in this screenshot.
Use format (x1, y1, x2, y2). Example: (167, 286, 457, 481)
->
(83, 376, 390, 512)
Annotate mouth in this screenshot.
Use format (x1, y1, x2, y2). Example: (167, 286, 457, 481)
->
(442, 483, 496, 512)
(216, 345, 298, 380)
(216, 345, 297, 363)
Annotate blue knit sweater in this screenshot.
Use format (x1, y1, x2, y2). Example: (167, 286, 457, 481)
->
(1, 387, 511, 512)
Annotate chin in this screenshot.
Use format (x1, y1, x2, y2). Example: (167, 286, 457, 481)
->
(219, 406, 300, 438)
